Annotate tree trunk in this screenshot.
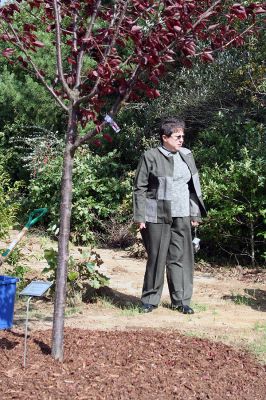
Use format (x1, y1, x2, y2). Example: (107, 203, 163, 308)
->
(51, 107, 77, 361)
(250, 220, 255, 268)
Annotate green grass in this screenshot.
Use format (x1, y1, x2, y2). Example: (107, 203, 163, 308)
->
(161, 301, 207, 313)
(184, 331, 206, 339)
(249, 339, 266, 361)
(161, 301, 208, 313)
(248, 322, 266, 362)
(191, 302, 208, 313)
(230, 294, 253, 306)
(96, 295, 116, 309)
(119, 304, 142, 316)
(65, 306, 82, 317)
(253, 322, 266, 334)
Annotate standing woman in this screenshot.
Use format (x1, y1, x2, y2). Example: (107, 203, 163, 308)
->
(133, 118, 207, 314)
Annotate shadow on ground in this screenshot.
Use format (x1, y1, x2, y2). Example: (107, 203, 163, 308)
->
(96, 286, 141, 309)
(222, 288, 266, 312)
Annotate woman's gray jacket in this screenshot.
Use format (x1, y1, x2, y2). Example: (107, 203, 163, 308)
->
(133, 146, 207, 224)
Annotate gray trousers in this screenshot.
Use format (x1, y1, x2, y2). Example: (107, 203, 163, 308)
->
(141, 217, 194, 306)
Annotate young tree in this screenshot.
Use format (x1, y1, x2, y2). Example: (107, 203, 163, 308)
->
(0, 0, 265, 360)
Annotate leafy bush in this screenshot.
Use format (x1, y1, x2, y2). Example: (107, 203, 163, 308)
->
(43, 248, 110, 305)
(201, 148, 266, 266)
(0, 160, 21, 239)
(3, 247, 31, 291)
(193, 118, 265, 167)
(27, 148, 132, 244)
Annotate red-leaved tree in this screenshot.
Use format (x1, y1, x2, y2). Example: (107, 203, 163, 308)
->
(0, 0, 265, 360)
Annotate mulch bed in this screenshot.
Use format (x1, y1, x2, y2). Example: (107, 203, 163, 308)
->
(0, 328, 265, 400)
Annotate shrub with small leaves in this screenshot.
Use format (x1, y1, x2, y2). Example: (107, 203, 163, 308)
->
(0, 161, 21, 239)
(43, 247, 109, 305)
(3, 247, 31, 291)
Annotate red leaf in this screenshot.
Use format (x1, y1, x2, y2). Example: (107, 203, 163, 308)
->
(173, 25, 182, 33)
(201, 51, 214, 63)
(131, 25, 142, 33)
(230, 4, 247, 20)
(146, 88, 160, 99)
(253, 7, 266, 14)
(17, 56, 28, 68)
(98, 65, 105, 76)
(149, 75, 159, 85)
(67, 57, 76, 65)
(181, 58, 193, 68)
(0, 34, 11, 42)
(66, 76, 75, 85)
(96, 124, 103, 134)
(33, 40, 45, 48)
(2, 48, 14, 58)
(207, 23, 220, 31)
(163, 54, 175, 63)
(103, 133, 113, 143)
(23, 23, 36, 32)
(93, 139, 102, 147)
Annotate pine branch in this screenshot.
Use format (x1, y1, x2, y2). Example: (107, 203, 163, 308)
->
(6, 22, 68, 112)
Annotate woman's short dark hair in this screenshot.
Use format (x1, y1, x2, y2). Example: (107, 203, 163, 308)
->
(159, 118, 185, 142)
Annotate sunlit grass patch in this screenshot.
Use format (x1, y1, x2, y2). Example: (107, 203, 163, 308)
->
(119, 304, 142, 316)
(191, 302, 208, 313)
(231, 294, 253, 306)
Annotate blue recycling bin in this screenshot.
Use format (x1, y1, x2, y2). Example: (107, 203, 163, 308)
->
(0, 275, 19, 329)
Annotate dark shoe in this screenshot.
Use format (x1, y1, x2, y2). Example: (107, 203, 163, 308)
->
(140, 303, 157, 313)
(172, 304, 194, 314)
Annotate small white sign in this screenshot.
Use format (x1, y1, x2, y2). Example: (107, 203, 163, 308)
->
(20, 280, 53, 297)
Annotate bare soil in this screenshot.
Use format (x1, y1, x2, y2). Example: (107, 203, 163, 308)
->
(1, 234, 266, 399)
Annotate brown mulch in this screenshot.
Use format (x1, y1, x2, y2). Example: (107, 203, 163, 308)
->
(0, 329, 265, 400)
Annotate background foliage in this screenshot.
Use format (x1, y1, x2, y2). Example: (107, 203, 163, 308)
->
(0, 153, 21, 240)
(26, 147, 132, 244)
(0, 18, 265, 265)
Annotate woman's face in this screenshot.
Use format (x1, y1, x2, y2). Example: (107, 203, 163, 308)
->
(162, 128, 184, 152)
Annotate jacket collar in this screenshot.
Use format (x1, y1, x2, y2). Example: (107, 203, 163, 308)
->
(158, 146, 176, 157)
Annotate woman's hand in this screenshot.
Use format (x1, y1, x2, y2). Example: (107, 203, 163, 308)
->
(191, 220, 199, 227)
(138, 222, 146, 230)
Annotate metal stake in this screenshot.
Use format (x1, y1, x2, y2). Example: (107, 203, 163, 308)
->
(23, 296, 32, 368)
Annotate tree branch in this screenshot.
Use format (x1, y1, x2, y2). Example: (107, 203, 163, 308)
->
(75, 0, 129, 106)
(75, 0, 102, 89)
(73, 10, 78, 54)
(192, 0, 222, 30)
(53, 0, 74, 99)
(72, 64, 141, 151)
(194, 23, 256, 57)
(102, 0, 129, 64)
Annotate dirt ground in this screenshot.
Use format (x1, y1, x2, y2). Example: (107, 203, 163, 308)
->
(1, 234, 266, 399)
(11, 245, 266, 361)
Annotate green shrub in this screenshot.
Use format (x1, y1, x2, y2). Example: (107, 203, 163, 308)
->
(43, 247, 110, 305)
(27, 148, 132, 244)
(201, 148, 266, 266)
(3, 247, 31, 291)
(0, 161, 21, 239)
